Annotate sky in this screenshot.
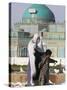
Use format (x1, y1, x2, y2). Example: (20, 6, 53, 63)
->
(11, 3, 65, 29)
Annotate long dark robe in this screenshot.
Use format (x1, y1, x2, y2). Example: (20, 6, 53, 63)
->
(33, 47, 45, 81)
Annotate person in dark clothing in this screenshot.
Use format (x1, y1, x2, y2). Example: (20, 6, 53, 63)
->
(38, 49, 57, 85)
(33, 45, 45, 85)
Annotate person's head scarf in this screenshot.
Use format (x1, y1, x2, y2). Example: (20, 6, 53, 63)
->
(32, 33, 40, 43)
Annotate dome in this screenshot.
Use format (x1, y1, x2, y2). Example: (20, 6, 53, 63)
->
(22, 4, 55, 23)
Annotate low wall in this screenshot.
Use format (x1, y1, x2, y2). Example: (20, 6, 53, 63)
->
(9, 72, 65, 85)
(9, 72, 27, 83)
(49, 73, 65, 84)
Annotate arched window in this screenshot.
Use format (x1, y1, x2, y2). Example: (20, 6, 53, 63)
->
(58, 47, 65, 58)
(18, 47, 28, 57)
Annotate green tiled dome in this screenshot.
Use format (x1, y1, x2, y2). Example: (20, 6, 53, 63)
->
(22, 4, 55, 23)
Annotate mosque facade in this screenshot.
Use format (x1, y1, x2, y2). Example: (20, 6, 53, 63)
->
(10, 4, 65, 64)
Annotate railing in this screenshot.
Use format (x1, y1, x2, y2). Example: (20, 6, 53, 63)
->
(22, 17, 55, 24)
